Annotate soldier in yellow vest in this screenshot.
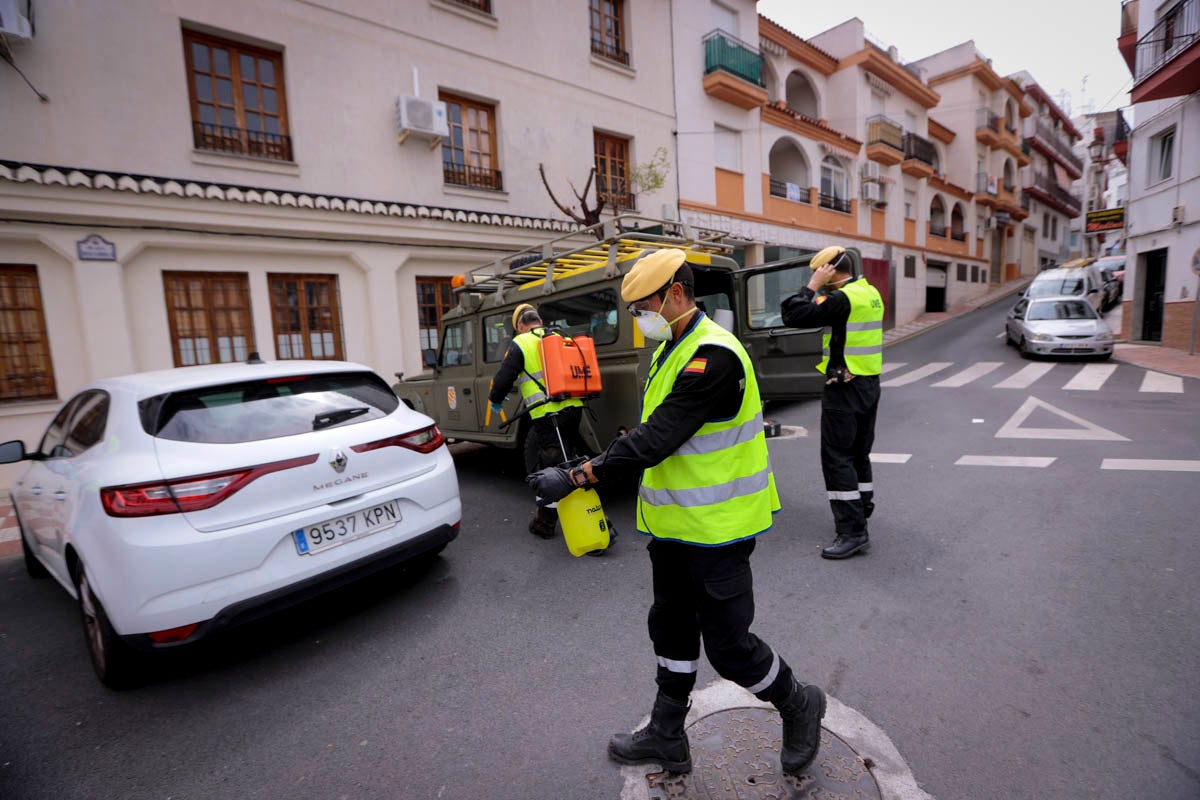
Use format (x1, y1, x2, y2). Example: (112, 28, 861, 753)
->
(489, 303, 589, 540)
(781, 246, 884, 559)
(527, 249, 826, 777)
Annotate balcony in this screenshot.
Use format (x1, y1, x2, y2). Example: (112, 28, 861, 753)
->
(1132, 0, 1200, 102)
(702, 29, 769, 109)
(443, 161, 504, 191)
(929, 225, 946, 238)
(193, 122, 293, 162)
(1023, 171, 1082, 217)
(769, 179, 811, 203)
(1025, 118, 1084, 178)
(597, 177, 635, 211)
(819, 193, 852, 214)
(1119, 0, 1139, 72)
(1113, 109, 1131, 166)
(975, 108, 1001, 147)
(975, 171, 999, 208)
(866, 116, 905, 166)
(901, 131, 935, 179)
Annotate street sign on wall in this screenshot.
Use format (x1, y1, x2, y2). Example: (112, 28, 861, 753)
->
(1085, 208, 1125, 234)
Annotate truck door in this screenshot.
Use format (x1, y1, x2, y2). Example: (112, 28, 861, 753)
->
(734, 252, 866, 401)
(431, 319, 479, 434)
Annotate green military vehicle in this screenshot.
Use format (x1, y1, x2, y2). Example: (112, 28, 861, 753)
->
(393, 215, 856, 470)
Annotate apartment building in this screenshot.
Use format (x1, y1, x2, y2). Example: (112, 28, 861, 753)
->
(675, 9, 998, 326)
(1069, 109, 1130, 259)
(1008, 73, 1084, 270)
(912, 42, 1033, 288)
(1116, 0, 1198, 348)
(0, 0, 678, 447)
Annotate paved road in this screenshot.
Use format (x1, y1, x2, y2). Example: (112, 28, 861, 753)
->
(1, 301, 1197, 800)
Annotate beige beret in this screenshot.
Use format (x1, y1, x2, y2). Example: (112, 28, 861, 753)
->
(621, 248, 687, 303)
(811, 245, 848, 271)
(512, 303, 537, 328)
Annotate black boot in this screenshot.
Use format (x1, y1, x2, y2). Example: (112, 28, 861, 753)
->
(528, 507, 557, 539)
(821, 531, 869, 559)
(773, 676, 826, 775)
(608, 692, 692, 773)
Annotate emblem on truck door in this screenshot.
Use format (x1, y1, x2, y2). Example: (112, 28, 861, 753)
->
(329, 449, 348, 474)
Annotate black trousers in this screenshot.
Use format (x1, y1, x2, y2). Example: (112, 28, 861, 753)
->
(820, 375, 880, 535)
(647, 538, 793, 703)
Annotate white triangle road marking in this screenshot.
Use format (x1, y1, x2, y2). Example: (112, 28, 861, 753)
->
(1063, 363, 1118, 391)
(995, 395, 1130, 441)
(882, 362, 954, 387)
(1101, 459, 1200, 472)
(880, 362, 908, 374)
(1139, 371, 1184, 393)
(932, 362, 1003, 387)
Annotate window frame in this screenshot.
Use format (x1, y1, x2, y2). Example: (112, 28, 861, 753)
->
(594, 131, 635, 210)
(0, 264, 57, 403)
(1149, 127, 1175, 185)
(438, 320, 474, 368)
(440, 92, 502, 191)
(182, 29, 292, 162)
(267, 273, 345, 361)
(589, 0, 629, 65)
(416, 276, 456, 366)
(162, 271, 257, 368)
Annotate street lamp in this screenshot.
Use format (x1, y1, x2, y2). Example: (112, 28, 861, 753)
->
(1087, 130, 1110, 257)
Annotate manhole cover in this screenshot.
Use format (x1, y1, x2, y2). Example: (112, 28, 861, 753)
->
(644, 707, 881, 799)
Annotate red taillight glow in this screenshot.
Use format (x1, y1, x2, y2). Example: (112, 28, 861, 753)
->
(100, 454, 318, 517)
(146, 622, 200, 644)
(351, 424, 445, 455)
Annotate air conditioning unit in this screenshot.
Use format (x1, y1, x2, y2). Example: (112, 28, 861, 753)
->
(1171, 205, 1185, 225)
(861, 161, 882, 182)
(0, 0, 33, 41)
(395, 95, 449, 148)
(862, 182, 881, 204)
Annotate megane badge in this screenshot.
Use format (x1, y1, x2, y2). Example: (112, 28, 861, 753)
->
(329, 449, 348, 473)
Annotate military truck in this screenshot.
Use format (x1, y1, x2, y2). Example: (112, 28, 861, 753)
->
(393, 215, 856, 470)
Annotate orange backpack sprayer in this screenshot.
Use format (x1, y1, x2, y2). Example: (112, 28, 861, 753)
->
(537, 331, 603, 401)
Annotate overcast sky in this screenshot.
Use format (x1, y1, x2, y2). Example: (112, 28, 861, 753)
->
(755, 0, 1132, 119)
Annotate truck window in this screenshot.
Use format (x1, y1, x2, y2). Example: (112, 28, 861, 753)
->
(484, 312, 512, 363)
(746, 264, 813, 329)
(439, 321, 473, 367)
(536, 289, 620, 346)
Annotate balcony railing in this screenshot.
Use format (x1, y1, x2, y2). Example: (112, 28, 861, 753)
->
(443, 161, 504, 191)
(929, 225, 947, 238)
(903, 131, 936, 166)
(866, 115, 904, 151)
(951, 230, 967, 242)
(597, 177, 635, 210)
(193, 122, 293, 162)
(703, 29, 764, 87)
(976, 171, 997, 195)
(447, 0, 492, 12)
(1122, 0, 1139, 36)
(819, 193, 851, 213)
(1027, 119, 1085, 174)
(769, 179, 811, 202)
(591, 36, 630, 66)
(1135, 0, 1198, 83)
(1026, 171, 1082, 215)
(977, 108, 1000, 134)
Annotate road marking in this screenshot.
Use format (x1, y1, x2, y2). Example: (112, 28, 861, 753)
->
(870, 453, 912, 463)
(882, 362, 953, 386)
(932, 361, 1003, 387)
(1139, 371, 1184, 393)
(995, 332, 1006, 339)
(993, 363, 1055, 389)
(955, 455, 1057, 467)
(995, 395, 1130, 441)
(880, 362, 908, 374)
(1101, 459, 1200, 472)
(1063, 363, 1118, 391)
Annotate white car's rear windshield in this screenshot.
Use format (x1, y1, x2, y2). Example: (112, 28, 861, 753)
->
(1029, 278, 1085, 297)
(140, 371, 400, 443)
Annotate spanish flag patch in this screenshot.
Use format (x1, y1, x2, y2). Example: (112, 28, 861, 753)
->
(683, 357, 708, 375)
(815, 295, 827, 305)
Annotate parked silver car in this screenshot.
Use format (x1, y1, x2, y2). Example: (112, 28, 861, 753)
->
(1005, 296, 1114, 359)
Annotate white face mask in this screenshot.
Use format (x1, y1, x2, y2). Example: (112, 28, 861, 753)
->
(636, 310, 673, 341)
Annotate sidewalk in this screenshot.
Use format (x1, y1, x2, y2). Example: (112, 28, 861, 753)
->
(883, 278, 1200, 380)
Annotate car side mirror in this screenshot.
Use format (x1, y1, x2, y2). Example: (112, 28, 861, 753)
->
(0, 440, 28, 464)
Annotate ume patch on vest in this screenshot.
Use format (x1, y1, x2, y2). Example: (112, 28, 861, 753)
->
(683, 357, 708, 374)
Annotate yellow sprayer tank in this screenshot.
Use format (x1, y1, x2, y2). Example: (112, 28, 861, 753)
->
(557, 487, 610, 557)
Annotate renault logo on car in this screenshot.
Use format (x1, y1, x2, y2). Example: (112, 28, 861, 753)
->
(329, 449, 348, 473)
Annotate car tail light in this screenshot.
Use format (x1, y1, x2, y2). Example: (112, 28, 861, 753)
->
(100, 454, 318, 517)
(352, 424, 445, 455)
(146, 622, 200, 644)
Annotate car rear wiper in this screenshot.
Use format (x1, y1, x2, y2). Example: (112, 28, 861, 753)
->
(312, 407, 370, 430)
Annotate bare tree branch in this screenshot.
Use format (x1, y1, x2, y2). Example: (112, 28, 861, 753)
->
(539, 163, 606, 236)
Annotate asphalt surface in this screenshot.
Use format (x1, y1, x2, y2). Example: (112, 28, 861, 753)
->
(1, 301, 1198, 799)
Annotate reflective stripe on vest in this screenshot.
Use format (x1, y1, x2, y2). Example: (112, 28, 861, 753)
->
(637, 315, 780, 545)
(513, 330, 583, 419)
(817, 278, 884, 376)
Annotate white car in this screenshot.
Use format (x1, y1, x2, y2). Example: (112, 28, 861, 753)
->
(1005, 296, 1114, 359)
(1, 360, 461, 687)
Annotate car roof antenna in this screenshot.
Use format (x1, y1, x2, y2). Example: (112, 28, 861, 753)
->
(246, 352, 265, 365)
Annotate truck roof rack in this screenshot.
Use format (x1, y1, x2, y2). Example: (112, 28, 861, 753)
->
(457, 214, 731, 302)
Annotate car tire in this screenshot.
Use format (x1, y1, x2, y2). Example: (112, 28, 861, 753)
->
(15, 509, 48, 579)
(74, 562, 143, 689)
(1018, 338, 1032, 359)
(1004, 328, 1016, 347)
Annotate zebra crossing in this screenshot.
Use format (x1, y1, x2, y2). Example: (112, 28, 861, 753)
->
(879, 361, 1186, 393)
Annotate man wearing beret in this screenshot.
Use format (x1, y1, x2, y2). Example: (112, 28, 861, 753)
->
(528, 248, 826, 777)
(489, 302, 590, 540)
(780, 246, 884, 560)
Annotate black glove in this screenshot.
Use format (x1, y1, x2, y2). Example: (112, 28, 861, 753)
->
(526, 467, 576, 505)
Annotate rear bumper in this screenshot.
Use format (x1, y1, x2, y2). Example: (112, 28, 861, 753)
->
(122, 521, 458, 651)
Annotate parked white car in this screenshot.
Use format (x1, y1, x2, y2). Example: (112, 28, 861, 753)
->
(2, 360, 461, 687)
